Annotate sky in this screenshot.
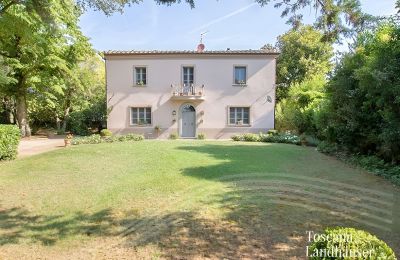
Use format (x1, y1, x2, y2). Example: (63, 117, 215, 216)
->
(78, 0, 397, 52)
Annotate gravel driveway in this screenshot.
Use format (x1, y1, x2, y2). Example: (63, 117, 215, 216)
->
(18, 136, 65, 158)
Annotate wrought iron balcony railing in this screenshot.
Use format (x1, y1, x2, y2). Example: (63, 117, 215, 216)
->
(171, 84, 205, 100)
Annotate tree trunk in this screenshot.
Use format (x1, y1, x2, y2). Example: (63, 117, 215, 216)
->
(56, 115, 61, 132)
(16, 94, 31, 137)
(61, 106, 70, 133)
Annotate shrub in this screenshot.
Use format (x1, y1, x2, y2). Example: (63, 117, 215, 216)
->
(308, 227, 396, 259)
(232, 132, 300, 145)
(242, 133, 260, 142)
(231, 134, 243, 141)
(260, 132, 301, 145)
(0, 124, 20, 160)
(100, 129, 112, 137)
(317, 141, 338, 154)
(197, 133, 206, 140)
(169, 133, 178, 140)
(124, 133, 144, 141)
(72, 133, 143, 145)
(267, 129, 279, 136)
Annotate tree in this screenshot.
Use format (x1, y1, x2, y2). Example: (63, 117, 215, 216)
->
(321, 22, 400, 163)
(0, 0, 93, 136)
(276, 74, 326, 134)
(276, 25, 333, 100)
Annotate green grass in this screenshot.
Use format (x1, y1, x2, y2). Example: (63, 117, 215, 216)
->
(0, 141, 399, 259)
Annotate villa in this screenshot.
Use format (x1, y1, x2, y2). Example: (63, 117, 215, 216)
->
(104, 45, 278, 139)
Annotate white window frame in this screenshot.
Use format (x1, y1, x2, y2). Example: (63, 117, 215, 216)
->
(130, 107, 152, 126)
(233, 65, 247, 86)
(182, 65, 195, 86)
(133, 66, 147, 87)
(228, 106, 251, 126)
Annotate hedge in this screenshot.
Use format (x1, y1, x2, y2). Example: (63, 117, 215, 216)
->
(71, 133, 144, 145)
(0, 124, 21, 160)
(308, 227, 396, 259)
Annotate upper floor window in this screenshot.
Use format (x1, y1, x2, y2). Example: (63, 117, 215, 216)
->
(131, 107, 151, 125)
(134, 67, 147, 86)
(229, 107, 250, 125)
(234, 66, 247, 85)
(183, 66, 194, 85)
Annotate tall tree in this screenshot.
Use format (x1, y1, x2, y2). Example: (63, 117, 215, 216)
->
(0, 0, 92, 136)
(322, 21, 400, 163)
(276, 25, 333, 100)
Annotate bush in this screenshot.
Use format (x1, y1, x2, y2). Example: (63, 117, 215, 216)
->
(0, 124, 20, 160)
(232, 132, 300, 145)
(267, 129, 279, 136)
(100, 129, 112, 137)
(300, 134, 320, 147)
(243, 133, 260, 142)
(169, 133, 178, 140)
(317, 141, 338, 154)
(197, 133, 206, 140)
(260, 132, 301, 145)
(72, 133, 143, 145)
(231, 134, 243, 141)
(308, 227, 396, 259)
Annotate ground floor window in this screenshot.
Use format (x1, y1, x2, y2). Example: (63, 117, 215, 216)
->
(131, 107, 151, 125)
(229, 107, 250, 125)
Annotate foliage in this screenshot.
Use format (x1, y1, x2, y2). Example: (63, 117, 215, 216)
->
(0, 0, 94, 137)
(317, 140, 339, 154)
(276, 75, 326, 135)
(232, 132, 300, 145)
(256, 0, 374, 42)
(267, 129, 278, 135)
(276, 25, 333, 100)
(320, 22, 400, 164)
(243, 133, 261, 142)
(169, 133, 178, 140)
(71, 133, 143, 145)
(100, 129, 112, 137)
(67, 93, 107, 136)
(308, 227, 396, 259)
(197, 133, 206, 140)
(0, 124, 20, 160)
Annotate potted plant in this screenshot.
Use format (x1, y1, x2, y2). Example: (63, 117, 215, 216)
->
(136, 80, 145, 86)
(64, 133, 73, 147)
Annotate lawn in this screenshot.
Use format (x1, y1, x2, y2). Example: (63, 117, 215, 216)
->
(0, 141, 399, 259)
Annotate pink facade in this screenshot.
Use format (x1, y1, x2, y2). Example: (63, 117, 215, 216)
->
(104, 50, 278, 139)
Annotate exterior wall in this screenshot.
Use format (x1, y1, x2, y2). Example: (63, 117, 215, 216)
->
(106, 54, 276, 139)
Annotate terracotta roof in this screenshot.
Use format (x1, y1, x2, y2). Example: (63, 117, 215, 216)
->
(103, 49, 279, 56)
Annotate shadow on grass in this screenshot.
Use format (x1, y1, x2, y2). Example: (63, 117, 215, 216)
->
(0, 206, 118, 246)
(155, 143, 399, 257)
(1, 143, 398, 258)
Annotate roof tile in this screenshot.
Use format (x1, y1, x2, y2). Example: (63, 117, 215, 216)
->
(103, 49, 279, 56)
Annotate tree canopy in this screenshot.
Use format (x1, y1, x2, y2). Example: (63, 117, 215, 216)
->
(276, 25, 333, 100)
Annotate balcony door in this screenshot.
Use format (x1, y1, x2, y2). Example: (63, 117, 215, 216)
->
(180, 104, 196, 138)
(182, 66, 194, 94)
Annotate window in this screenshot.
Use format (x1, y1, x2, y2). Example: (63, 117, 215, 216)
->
(229, 107, 250, 125)
(131, 107, 151, 125)
(135, 67, 147, 86)
(183, 66, 194, 85)
(234, 66, 247, 85)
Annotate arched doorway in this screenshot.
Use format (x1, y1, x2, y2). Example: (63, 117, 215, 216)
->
(180, 104, 196, 138)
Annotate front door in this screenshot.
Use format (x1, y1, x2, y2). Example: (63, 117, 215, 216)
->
(181, 105, 196, 138)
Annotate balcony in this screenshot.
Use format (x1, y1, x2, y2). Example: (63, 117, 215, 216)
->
(170, 84, 205, 101)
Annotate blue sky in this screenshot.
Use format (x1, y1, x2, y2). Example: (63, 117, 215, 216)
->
(79, 0, 396, 51)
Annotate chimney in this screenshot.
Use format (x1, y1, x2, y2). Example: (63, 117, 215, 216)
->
(197, 43, 205, 53)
